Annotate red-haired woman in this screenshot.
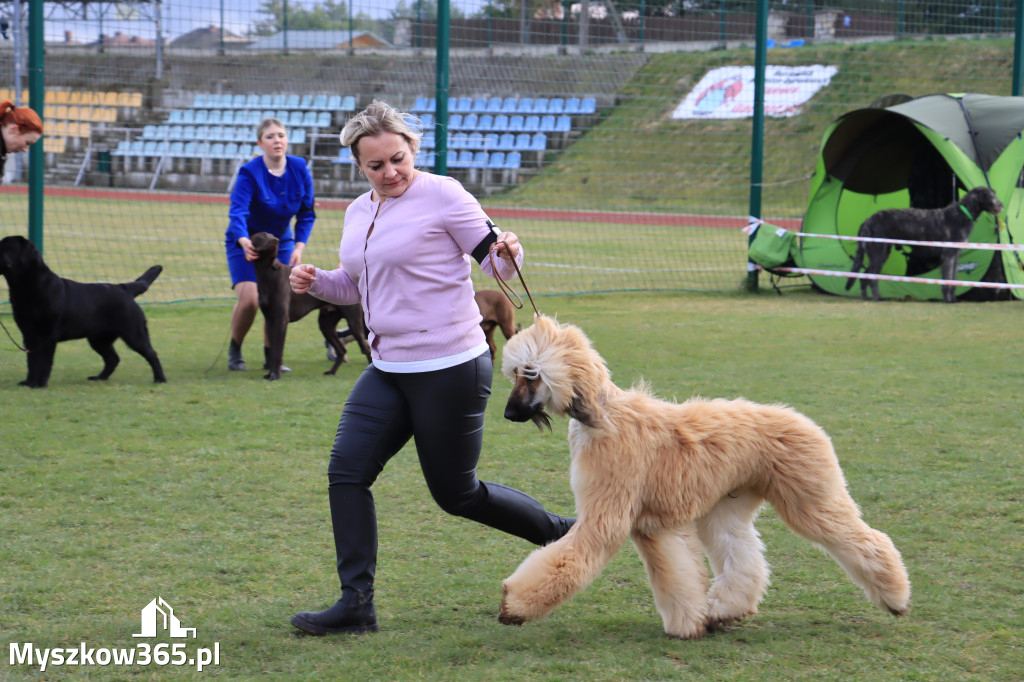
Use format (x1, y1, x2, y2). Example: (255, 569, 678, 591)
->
(0, 100, 43, 179)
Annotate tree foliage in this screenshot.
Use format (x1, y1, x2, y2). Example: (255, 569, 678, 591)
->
(252, 0, 376, 35)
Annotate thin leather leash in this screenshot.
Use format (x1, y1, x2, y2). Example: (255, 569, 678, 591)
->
(486, 220, 541, 316)
(0, 316, 27, 352)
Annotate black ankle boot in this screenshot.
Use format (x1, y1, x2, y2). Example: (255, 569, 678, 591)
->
(228, 340, 245, 371)
(291, 590, 378, 635)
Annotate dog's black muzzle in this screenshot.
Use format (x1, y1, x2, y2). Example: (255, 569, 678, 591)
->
(504, 399, 552, 431)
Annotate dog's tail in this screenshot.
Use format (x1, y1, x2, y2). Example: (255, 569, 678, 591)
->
(845, 243, 865, 291)
(121, 265, 163, 298)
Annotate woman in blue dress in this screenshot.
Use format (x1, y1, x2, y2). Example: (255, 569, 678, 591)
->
(224, 117, 316, 371)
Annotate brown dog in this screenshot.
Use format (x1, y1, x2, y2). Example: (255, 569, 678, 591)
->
(474, 289, 520, 363)
(250, 232, 371, 380)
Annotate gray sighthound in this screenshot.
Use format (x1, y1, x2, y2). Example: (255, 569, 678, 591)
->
(846, 186, 1004, 303)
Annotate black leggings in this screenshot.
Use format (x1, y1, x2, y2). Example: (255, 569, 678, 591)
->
(326, 351, 569, 595)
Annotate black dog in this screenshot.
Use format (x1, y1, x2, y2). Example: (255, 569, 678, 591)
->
(0, 235, 166, 388)
(846, 186, 1004, 303)
(250, 232, 371, 380)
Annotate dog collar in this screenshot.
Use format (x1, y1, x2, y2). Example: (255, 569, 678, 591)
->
(959, 205, 976, 221)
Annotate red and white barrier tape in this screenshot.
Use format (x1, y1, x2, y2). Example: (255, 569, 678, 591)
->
(744, 218, 1024, 251)
(763, 265, 1024, 290)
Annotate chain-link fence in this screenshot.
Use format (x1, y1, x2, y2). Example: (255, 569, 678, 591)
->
(0, 0, 1019, 303)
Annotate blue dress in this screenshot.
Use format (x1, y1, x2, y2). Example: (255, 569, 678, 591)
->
(225, 154, 316, 286)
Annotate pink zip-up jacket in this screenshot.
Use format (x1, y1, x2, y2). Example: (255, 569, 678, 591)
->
(307, 171, 523, 363)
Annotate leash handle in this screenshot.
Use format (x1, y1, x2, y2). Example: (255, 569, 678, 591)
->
(486, 220, 540, 317)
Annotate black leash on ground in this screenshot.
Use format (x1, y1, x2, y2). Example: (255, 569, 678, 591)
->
(204, 331, 233, 375)
(488, 234, 541, 317)
(0, 316, 26, 352)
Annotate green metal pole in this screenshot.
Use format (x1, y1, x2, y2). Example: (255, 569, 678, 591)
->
(28, 0, 44, 253)
(435, 0, 450, 175)
(1014, 0, 1024, 95)
(746, 0, 768, 292)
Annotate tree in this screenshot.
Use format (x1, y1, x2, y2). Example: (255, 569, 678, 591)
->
(251, 0, 375, 36)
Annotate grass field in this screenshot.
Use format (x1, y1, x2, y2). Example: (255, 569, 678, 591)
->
(1, 290, 1021, 680)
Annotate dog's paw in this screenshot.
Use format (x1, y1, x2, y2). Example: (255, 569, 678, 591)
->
(497, 583, 529, 626)
(666, 622, 707, 640)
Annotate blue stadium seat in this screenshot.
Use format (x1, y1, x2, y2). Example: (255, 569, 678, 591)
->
(341, 95, 356, 112)
(507, 115, 524, 132)
(564, 98, 581, 115)
(422, 132, 435, 149)
(483, 133, 499, 150)
(580, 97, 596, 114)
(523, 115, 541, 132)
(486, 97, 503, 114)
(416, 151, 435, 168)
(168, 141, 184, 156)
(270, 94, 286, 108)
(471, 151, 488, 168)
(326, 95, 342, 111)
(493, 114, 509, 131)
(487, 151, 505, 168)
(413, 96, 430, 113)
(258, 94, 273, 109)
(463, 113, 479, 131)
(245, 94, 260, 109)
(456, 97, 472, 113)
(317, 112, 331, 128)
(209, 142, 225, 158)
(301, 110, 318, 127)
(222, 110, 236, 125)
(451, 133, 469, 149)
(420, 113, 434, 130)
(286, 94, 300, 108)
(312, 94, 328, 110)
(456, 150, 475, 167)
(447, 150, 459, 168)
(181, 141, 198, 157)
(504, 151, 522, 169)
(516, 98, 533, 114)
(194, 110, 209, 124)
(555, 115, 571, 133)
(497, 133, 515, 151)
(514, 133, 531, 151)
(530, 133, 547, 151)
(299, 94, 314, 110)
(168, 110, 184, 124)
(548, 98, 565, 115)
(472, 97, 488, 113)
(181, 125, 197, 140)
(532, 98, 549, 114)
(539, 115, 555, 132)
(208, 110, 223, 124)
(476, 114, 493, 132)
(449, 113, 464, 130)
(111, 140, 131, 156)
(168, 125, 184, 140)
(182, 109, 197, 124)
(335, 146, 356, 163)
(193, 93, 209, 108)
(141, 124, 159, 139)
(500, 97, 517, 114)
(466, 132, 484, 150)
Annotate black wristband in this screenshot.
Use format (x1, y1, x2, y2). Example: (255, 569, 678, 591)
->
(471, 229, 499, 265)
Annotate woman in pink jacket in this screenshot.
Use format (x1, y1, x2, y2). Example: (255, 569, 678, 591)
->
(288, 100, 574, 635)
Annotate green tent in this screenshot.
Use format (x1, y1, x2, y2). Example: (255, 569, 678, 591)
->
(797, 93, 1024, 300)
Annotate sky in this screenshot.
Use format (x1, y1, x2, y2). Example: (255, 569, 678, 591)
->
(29, 0, 488, 43)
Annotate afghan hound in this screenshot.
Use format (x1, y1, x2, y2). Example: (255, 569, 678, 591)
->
(498, 315, 910, 639)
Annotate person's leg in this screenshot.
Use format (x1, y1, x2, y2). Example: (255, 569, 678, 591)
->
(228, 281, 258, 370)
(404, 352, 574, 546)
(291, 366, 413, 635)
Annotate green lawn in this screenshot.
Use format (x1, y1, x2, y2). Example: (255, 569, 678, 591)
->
(1, 290, 1021, 680)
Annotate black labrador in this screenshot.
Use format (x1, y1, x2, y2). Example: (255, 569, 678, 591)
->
(846, 186, 1004, 303)
(250, 232, 371, 380)
(0, 235, 166, 388)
